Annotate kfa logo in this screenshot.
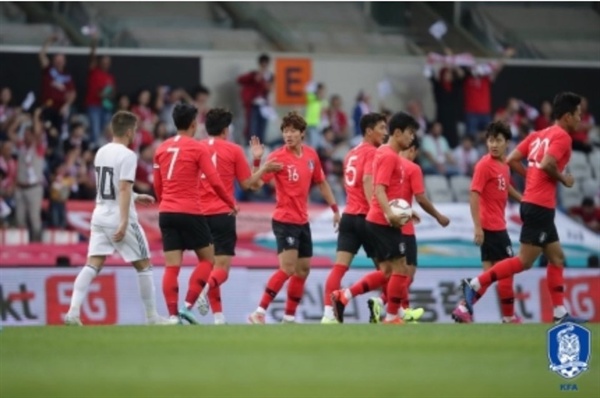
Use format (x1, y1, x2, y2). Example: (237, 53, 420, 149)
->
(45, 274, 117, 325)
(0, 284, 37, 321)
(548, 323, 591, 379)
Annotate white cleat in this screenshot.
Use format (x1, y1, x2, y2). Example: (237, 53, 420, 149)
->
(196, 285, 210, 316)
(148, 315, 181, 325)
(214, 318, 227, 325)
(64, 314, 83, 326)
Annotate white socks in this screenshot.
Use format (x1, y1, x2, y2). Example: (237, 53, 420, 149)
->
(323, 305, 334, 319)
(67, 265, 98, 317)
(256, 307, 266, 315)
(469, 278, 482, 291)
(343, 289, 353, 301)
(553, 305, 568, 319)
(137, 266, 159, 319)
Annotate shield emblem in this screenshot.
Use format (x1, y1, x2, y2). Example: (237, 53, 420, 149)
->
(547, 323, 591, 379)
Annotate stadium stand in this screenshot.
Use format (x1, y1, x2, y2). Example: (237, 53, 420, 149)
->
(424, 175, 454, 203)
(449, 175, 472, 203)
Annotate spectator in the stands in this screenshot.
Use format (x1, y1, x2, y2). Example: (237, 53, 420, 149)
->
(352, 91, 370, 137)
(15, 108, 46, 241)
(0, 140, 17, 219)
(572, 97, 595, 153)
(534, 100, 553, 131)
(0, 87, 18, 138)
(238, 53, 273, 142)
(407, 99, 430, 139)
(570, 197, 600, 233)
(494, 97, 538, 139)
(116, 94, 131, 112)
(153, 121, 170, 144)
(76, 148, 96, 200)
(49, 160, 76, 229)
(155, 86, 193, 136)
(39, 35, 76, 131)
(63, 122, 88, 156)
(192, 86, 211, 140)
(135, 144, 155, 196)
(453, 135, 479, 177)
(420, 122, 459, 177)
(85, 32, 115, 145)
(305, 82, 326, 148)
(131, 89, 156, 152)
(326, 94, 350, 143)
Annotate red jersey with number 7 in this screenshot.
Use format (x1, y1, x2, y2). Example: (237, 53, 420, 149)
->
(153, 135, 235, 215)
(366, 145, 405, 226)
(261, 145, 325, 224)
(198, 137, 251, 215)
(343, 141, 377, 215)
(516, 125, 572, 209)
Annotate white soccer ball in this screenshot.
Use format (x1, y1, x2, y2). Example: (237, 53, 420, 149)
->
(387, 198, 412, 225)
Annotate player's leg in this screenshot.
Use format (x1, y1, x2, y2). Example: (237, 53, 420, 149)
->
(284, 223, 313, 323)
(400, 235, 424, 322)
(158, 213, 187, 321)
(383, 255, 409, 324)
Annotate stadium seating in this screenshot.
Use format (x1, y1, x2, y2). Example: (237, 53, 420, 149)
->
(559, 184, 584, 209)
(581, 178, 600, 200)
(424, 175, 454, 203)
(569, 151, 594, 181)
(588, 150, 600, 178)
(449, 175, 472, 203)
(0, 23, 68, 46)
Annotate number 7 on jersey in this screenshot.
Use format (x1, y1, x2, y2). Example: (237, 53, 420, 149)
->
(166, 147, 180, 180)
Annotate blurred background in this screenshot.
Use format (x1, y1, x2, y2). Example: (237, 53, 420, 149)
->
(0, 1, 598, 324)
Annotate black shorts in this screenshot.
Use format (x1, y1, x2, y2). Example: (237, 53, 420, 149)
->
(519, 202, 559, 247)
(365, 221, 406, 261)
(481, 229, 513, 263)
(206, 213, 237, 256)
(404, 234, 418, 266)
(336, 214, 376, 258)
(158, 213, 212, 252)
(272, 219, 313, 258)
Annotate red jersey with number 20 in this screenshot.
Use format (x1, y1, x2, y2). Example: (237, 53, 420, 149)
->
(153, 135, 235, 215)
(470, 154, 510, 231)
(343, 141, 377, 215)
(366, 145, 405, 226)
(261, 145, 325, 224)
(198, 138, 251, 215)
(400, 159, 425, 235)
(516, 125, 572, 209)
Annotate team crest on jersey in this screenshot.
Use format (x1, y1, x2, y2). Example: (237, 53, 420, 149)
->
(307, 160, 314, 171)
(548, 323, 591, 379)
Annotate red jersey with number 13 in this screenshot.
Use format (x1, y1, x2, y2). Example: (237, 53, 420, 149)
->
(366, 145, 405, 226)
(198, 138, 251, 215)
(516, 125, 572, 209)
(470, 154, 510, 231)
(343, 142, 377, 215)
(261, 145, 325, 224)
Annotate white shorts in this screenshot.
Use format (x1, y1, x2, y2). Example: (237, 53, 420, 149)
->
(87, 222, 150, 263)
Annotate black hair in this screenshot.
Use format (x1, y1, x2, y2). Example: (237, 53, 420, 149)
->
(359, 113, 387, 136)
(582, 197, 594, 207)
(407, 137, 420, 150)
(193, 85, 210, 97)
(205, 108, 233, 136)
(172, 102, 198, 131)
(485, 121, 511, 141)
(388, 111, 419, 135)
(258, 53, 270, 64)
(552, 92, 582, 120)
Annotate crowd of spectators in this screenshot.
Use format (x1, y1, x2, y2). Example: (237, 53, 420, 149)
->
(0, 38, 598, 241)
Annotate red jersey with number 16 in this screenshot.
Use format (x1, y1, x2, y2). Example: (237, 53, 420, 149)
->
(343, 141, 377, 215)
(153, 135, 235, 215)
(261, 145, 325, 225)
(470, 154, 510, 231)
(198, 137, 251, 215)
(366, 145, 405, 226)
(516, 125, 572, 209)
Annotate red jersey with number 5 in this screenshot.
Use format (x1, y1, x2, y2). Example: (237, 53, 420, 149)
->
(261, 145, 325, 224)
(470, 154, 509, 231)
(516, 125, 572, 209)
(198, 138, 251, 215)
(343, 141, 377, 215)
(153, 135, 235, 215)
(366, 145, 405, 226)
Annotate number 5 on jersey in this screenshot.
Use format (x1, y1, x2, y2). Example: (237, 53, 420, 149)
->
(345, 155, 358, 186)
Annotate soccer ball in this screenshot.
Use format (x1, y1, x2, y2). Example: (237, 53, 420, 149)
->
(386, 198, 412, 225)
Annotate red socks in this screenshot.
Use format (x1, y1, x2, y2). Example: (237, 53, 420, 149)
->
(324, 264, 348, 305)
(285, 275, 306, 316)
(473, 285, 490, 303)
(259, 269, 290, 310)
(207, 268, 229, 314)
(386, 274, 408, 316)
(546, 264, 564, 307)
(209, 287, 222, 313)
(185, 260, 212, 306)
(349, 270, 386, 297)
(380, 278, 389, 304)
(478, 257, 525, 290)
(401, 277, 413, 309)
(497, 276, 515, 317)
(162, 266, 180, 316)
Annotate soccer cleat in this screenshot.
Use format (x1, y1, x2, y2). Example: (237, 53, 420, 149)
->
(321, 316, 339, 324)
(196, 285, 210, 316)
(402, 307, 424, 323)
(178, 306, 200, 325)
(554, 314, 588, 324)
(331, 290, 349, 323)
(451, 304, 473, 323)
(248, 311, 266, 324)
(148, 315, 181, 325)
(367, 297, 383, 324)
(382, 316, 404, 324)
(214, 318, 227, 325)
(64, 314, 83, 326)
(281, 317, 296, 324)
(460, 279, 476, 315)
(502, 315, 523, 324)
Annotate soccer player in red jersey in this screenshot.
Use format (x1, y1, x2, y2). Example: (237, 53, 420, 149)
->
(331, 112, 419, 324)
(461, 92, 587, 324)
(197, 108, 281, 324)
(248, 112, 341, 324)
(320, 113, 387, 324)
(153, 103, 236, 325)
(451, 122, 523, 324)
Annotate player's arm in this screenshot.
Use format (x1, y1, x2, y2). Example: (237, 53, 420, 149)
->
(413, 167, 449, 226)
(540, 133, 574, 187)
(114, 153, 137, 242)
(469, 163, 485, 245)
(242, 137, 282, 190)
(198, 146, 236, 209)
(362, 151, 375, 204)
(506, 148, 527, 177)
(508, 185, 522, 202)
(373, 154, 403, 227)
(152, 152, 163, 202)
(313, 156, 340, 228)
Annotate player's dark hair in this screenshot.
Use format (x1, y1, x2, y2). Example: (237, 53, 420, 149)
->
(205, 108, 233, 136)
(552, 92, 582, 120)
(258, 53, 270, 64)
(110, 111, 138, 137)
(388, 111, 419, 135)
(172, 102, 198, 131)
(280, 111, 307, 132)
(485, 121, 511, 141)
(582, 197, 594, 207)
(193, 85, 210, 97)
(359, 113, 387, 136)
(407, 136, 420, 150)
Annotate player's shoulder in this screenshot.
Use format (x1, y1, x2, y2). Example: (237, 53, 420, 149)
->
(547, 125, 570, 140)
(302, 144, 319, 158)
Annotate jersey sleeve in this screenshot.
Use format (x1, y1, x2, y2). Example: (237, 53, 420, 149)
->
(261, 152, 277, 183)
(152, 150, 163, 202)
(120, 151, 137, 182)
(470, 161, 487, 193)
(312, 153, 326, 184)
(235, 146, 252, 183)
(411, 165, 425, 196)
(363, 148, 375, 177)
(373, 152, 394, 187)
(516, 133, 534, 158)
(547, 132, 571, 161)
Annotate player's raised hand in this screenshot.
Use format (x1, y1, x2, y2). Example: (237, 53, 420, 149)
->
(474, 227, 484, 246)
(134, 194, 155, 206)
(333, 211, 341, 232)
(437, 214, 450, 227)
(562, 173, 575, 188)
(113, 222, 127, 242)
(262, 160, 283, 173)
(249, 136, 265, 160)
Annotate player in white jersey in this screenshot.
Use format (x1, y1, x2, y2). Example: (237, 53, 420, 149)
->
(65, 111, 174, 326)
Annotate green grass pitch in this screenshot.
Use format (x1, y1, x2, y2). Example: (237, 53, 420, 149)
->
(1, 324, 599, 398)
